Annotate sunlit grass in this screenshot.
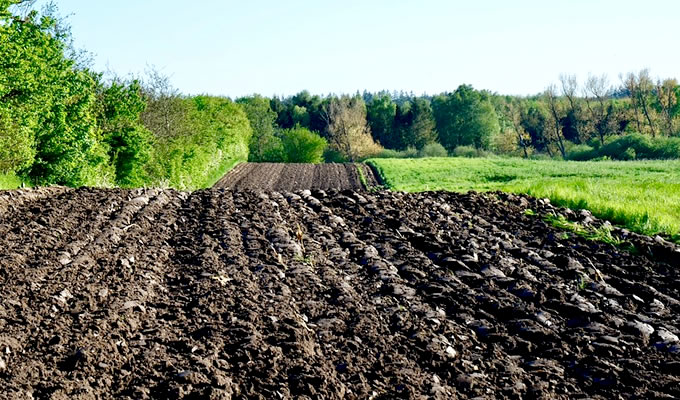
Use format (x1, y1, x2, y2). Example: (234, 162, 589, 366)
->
(368, 157, 680, 242)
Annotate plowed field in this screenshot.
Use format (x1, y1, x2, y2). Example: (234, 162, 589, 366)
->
(214, 163, 380, 191)
(1, 185, 679, 399)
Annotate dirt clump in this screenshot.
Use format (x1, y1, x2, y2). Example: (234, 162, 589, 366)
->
(0, 187, 678, 399)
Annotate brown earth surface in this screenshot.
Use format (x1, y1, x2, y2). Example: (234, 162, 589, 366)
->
(213, 163, 380, 191)
(0, 186, 679, 399)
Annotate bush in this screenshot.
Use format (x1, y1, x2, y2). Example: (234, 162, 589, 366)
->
(573, 133, 680, 161)
(280, 127, 326, 163)
(323, 148, 348, 163)
(452, 145, 479, 158)
(419, 143, 448, 157)
(373, 147, 419, 159)
(566, 144, 596, 161)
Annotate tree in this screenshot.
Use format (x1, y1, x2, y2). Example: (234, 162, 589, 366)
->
(521, 101, 550, 154)
(623, 70, 658, 136)
(501, 97, 530, 157)
(544, 84, 567, 158)
(559, 74, 584, 143)
(236, 95, 280, 162)
(0, 3, 113, 185)
(324, 96, 381, 161)
(280, 127, 326, 163)
(366, 92, 397, 148)
(140, 67, 187, 141)
(401, 98, 437, 149)
(433, 85, 499, 151)
(655, 78, 679, 135)
(584, 74, 615, 143)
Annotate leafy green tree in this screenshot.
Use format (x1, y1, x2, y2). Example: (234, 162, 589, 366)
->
(433, 85, 500, 150)
(366, 92, 397, 148)
(325, 95, 382, 161)
(0, 2, 113, 185)
(236, 95, 280, 162)
(521, 101, 550, 153)
(280, 126, 326, 163)
(405, 97, 438, 149)
(31, 69, 113, 186)
(392, 101, 412, 150)
(292, 105, 310, 126)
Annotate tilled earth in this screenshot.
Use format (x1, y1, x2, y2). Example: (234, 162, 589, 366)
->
(214, 163, 380, 191)
(0, 187, 679, 399)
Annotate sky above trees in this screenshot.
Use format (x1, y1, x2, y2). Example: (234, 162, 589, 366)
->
(36, 0, 680, 97)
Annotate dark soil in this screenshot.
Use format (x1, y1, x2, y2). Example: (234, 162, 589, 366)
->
(0, 187, 678, 399)
(214, 163, 380, 191)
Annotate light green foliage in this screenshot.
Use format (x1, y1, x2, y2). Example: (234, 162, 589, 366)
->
(96, 79, 154, 187)
(368, 157, 680, 241)
(374, 144, 447, 159)
(31, 70, 114, 186)
(0, 172, 26, 189)
(0, 3, 113, 186)
(236, 95, 280, 162)
(418, 143, 448, 157)
(280, 127, 327, 163)
(452, 146, 480, 158)
(326, 96, 382, 161)
(150, 96, 251, 190)
(433, 85, 500, 151)
(542, 214, 624, 247)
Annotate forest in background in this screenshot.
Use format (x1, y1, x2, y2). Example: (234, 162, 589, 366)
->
(1, 1, 679, 189)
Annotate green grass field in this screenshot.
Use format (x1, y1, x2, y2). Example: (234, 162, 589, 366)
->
(368, 157, 680, 242)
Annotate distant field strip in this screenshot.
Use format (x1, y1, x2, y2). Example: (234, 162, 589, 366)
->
(368, 157, 680, 241)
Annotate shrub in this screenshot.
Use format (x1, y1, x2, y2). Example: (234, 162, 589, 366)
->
(372, 147, 419, 159)
(566, 144, 596, 161)
(323, 148, 348, 163)
(280, 127, 327, 163)
(585, 133, 680, 161)
(419, 143, 448, 157)
(452, 145, 479, 158)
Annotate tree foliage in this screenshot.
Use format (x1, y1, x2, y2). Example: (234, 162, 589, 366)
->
(433, 85, 500, 150)
(280, 126, 326, 163)
(325, 96, 382, 161)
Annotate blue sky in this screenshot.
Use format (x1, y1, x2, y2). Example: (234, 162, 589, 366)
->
(39, 0, 680, 97)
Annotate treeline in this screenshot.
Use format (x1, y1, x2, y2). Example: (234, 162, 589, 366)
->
(1, 2, 250, 189)
(243, 72, 680, 163)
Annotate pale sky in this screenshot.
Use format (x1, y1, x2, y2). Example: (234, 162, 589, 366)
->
(37, 0, 680, 97)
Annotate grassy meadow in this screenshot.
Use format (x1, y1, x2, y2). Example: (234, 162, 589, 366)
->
(368, 157, 680, 242)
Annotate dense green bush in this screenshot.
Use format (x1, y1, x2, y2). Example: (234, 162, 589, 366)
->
(372, 143, 449, 159)
(280, 127, 326, 163)
(568, 133, 680, 161)
(419, 143, 448, 157)
(566, 144, 597, 161)
(452, 145, 480, 158)
(323, 148, 348, 163)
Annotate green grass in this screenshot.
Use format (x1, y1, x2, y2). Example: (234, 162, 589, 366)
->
(0, 172, 28, 190)
(367, 157, 680, 242)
